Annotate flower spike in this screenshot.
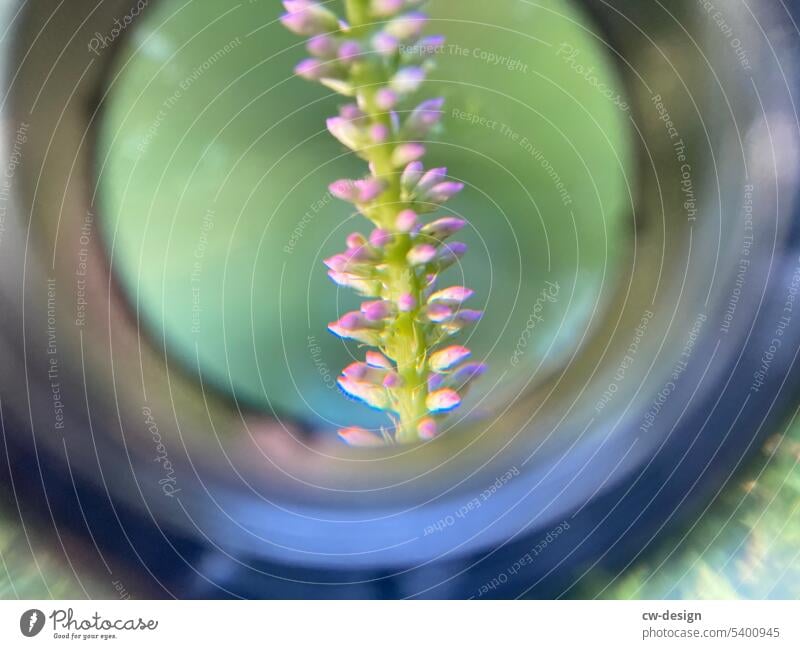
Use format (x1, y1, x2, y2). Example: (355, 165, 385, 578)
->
(282, 0, 484, 444)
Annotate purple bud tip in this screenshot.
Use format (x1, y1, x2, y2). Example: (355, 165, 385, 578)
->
(396, 209, 418, 232)
(338, 40, 361, 60)
(338, 427, 386, 447)
(426, 388, 461, 414)
(401, 161, 425, 188)
(382, 372, 401, 388)
(373, 32, 399, 56)
(307, 34, 335, 57)
(398, 293, 416, 312)
(339, 104, 363, 120)
(361, 300, 391, 321)
(369, 228, 392, 247)
(354, 178, 386, 202)
(280, 3, 338, 36)
(428, 181, 465, 203)
(391, 67, 425, 94)
(338, 312, 362, 330)
(375, 88, 398, 110)
(418, 417, 438, 440)
(294, 58, 324, 80)
(428, 373, 445, 391)
(343, 362, 368, 379)
(324, 254, 348, 272)
(407, 244, 437, 265)
(329, 179, 356, 202)
(366, 351, 392, 369)
(417, 167, 448, 192)
(370, 123, 389, 143)
(455, 309, 483, 323)
(346, 232, 367, 249)
(454, 363, 488, 382)
(429, 345, 471, 372)
(439, 242, 468, 260)
(421, 217, 467, 240)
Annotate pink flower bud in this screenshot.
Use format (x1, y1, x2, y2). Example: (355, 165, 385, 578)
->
(370, 123, 389, 143)
(338, 40, 362, 60)
(405, 98, 445, 136)
(346, 232, 368, 250)
(375, 88, 398, 110)
(392, 143, 426, 167)
(401, 161, 425, 188)
(361, 300, 392, 321)
(337, 377, 390, 410)
(429, 345, 471, 371)
(295, 58, 333, 80)
(416, 167, 448, 193)
(407, 244, 437, 265)
(417, 417, 438, 440)
(307, 34, 337, 58)
(420, 217, 467, 241)
(429, 286, 474, 303)
(396, 209, 418, 232)
(280, 2, 339, 36)
(373, 32, 399, 56)
(366, 351, 393, 369)
(398, 293, 416, 312)
(369, 228, 392, 247)
(390, 67, 425, 94)
(426, 388, 461, 413)
(426, 303, 453, 323)
(385, 11, 427, 41)
(326, 117, 364, 151)
(382, 372, 401, 388)
(338, 427, 386, 447)
(371, 0, 404, 17)
(424, 181, 464, 204)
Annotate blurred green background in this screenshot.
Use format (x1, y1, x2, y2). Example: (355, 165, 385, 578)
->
(95, 0, 632, 431)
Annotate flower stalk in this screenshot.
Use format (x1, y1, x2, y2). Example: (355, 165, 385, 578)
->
(281, 0, 485, 445)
